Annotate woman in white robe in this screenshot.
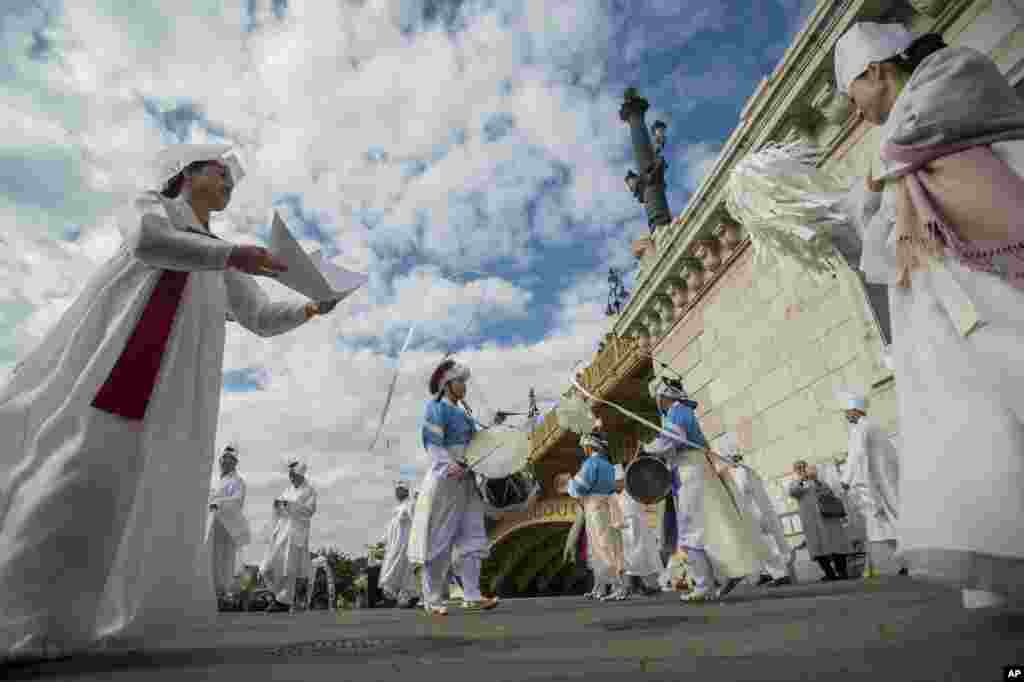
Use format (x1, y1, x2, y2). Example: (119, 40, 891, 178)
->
(207, 444, 252, 597)
(835, 23, 1024, 610)
(260, 461, 318, 611)
(0, 145, 338, 661)
(720, 433, 792, 587)
(379, 483, 420, 606)
(618, 487, 664, 595)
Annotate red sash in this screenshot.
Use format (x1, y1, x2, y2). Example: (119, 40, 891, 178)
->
(91, 270, 190, 421)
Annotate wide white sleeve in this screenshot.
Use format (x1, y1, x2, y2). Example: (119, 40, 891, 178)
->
(127, 211, 235, 272)
(290, 487, 317, 521)
(787, 480, 809, 499)
(223, 270, 310, 338)
(859, 188, 902, 286)
(211, 478, 245, 513)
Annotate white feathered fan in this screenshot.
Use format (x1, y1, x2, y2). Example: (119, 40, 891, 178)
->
(556, 394, 596, 435)
(725, 141, 849, 277)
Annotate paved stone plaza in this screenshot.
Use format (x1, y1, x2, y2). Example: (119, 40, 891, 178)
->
(4, 577, 1020, 682)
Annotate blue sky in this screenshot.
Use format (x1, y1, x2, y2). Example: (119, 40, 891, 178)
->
(0, 0, 816, 555)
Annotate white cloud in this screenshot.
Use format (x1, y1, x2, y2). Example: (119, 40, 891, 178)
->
(1, 0, 658, 559)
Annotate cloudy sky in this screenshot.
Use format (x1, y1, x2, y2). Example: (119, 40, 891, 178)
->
(0, 0, 816, 562)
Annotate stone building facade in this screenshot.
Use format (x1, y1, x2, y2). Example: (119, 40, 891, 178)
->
(485, 0, 1024, 594)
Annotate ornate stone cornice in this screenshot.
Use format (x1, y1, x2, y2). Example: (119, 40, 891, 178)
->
(613, 0, 872, 338)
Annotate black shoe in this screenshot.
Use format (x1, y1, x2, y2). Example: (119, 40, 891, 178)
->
(266, 601, 291, 613)
(898, 567, 909, 576)
(717, 577, 744, 599)
(769, 576, 792, 587)
(756, 574, 773, 586)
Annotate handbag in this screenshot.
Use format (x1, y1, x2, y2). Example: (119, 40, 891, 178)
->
(815, 484, 847, 519)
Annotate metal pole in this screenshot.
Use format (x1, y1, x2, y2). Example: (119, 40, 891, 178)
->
(620, 88, 672, 231)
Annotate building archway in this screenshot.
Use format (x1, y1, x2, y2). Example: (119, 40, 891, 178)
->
(481, 522, 591, 598)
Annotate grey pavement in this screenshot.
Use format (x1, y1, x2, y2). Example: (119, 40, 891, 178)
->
(3, 576, 1021, 682)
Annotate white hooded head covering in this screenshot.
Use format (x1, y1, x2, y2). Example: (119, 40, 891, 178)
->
(152, 143, 246, 188)
(718, 431, 741, 463)
(649, 376, 697, 408)
(287, 459, 308, 477)
(579, 431, 609, 453)
(837, 387, 868, 412)
(834, 22, 915, 94)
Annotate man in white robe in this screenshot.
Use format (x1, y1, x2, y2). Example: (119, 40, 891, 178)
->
(840, 395, 907, 577)
(260, 461, 318, 613)
(207, 444, 251, 598)
(616, 466, 663, 596)
(720, 433, 792, 587)
(379, 482, 420, 607)
(0, 145, 341, 661)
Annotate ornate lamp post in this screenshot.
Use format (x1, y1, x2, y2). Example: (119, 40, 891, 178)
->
(620, 88, 672, 235)
(605, 267, 630, 317)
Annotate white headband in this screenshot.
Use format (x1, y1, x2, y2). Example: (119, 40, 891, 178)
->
(651, 378, 689, 402)
(834, 22, 915, 94)
(846, 397, 867, 411)
(580, 432, 609, 452)
(153, 143, 246, 187)
(437, 362, 471, 396)
(718, 432, 741, 462)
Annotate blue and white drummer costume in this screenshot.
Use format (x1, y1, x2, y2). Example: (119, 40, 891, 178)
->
(569, 432, 627, 601)
(406, 362, 492, 612)
(643, 380, 765, 601)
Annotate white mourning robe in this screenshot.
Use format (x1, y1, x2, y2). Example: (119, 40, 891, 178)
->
(207, 471, 251, 594)
(618, 491, 663, 579)
(857, 135, 1024, 599)
(731, 464, 790, 580)
(843, 418, 899, 543)
(260, 482, 317, 604)
(0, 193, 309, 657)
(379, 498, 419, 598)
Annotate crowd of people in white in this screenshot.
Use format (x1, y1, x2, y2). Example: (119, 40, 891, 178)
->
(1, 20, 1022, 663)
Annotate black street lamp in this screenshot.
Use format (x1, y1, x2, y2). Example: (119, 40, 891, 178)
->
(620, 88, 672, 235)
(606, 267, 629, 317)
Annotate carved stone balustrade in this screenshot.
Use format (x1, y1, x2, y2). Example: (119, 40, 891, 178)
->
(821, 86, 854, 125)
(632, 325, 651, 351)
(713, 220, 743, 260)
(693, 238, 722, 274)
(644, 310, 663, 339)
(787, 100, 827, 141)
(654, 296, 675, 331)
(666, 279, 688, 318)
(681, 259, 705, 295)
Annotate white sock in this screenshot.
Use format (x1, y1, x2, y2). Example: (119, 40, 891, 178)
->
(962, 589, 1007, 610)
